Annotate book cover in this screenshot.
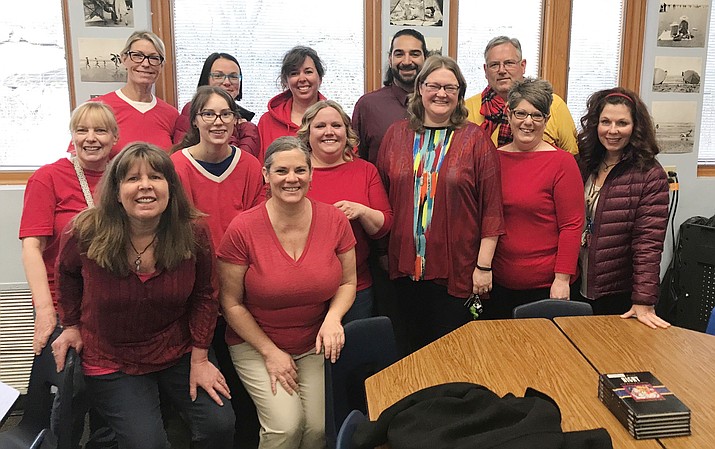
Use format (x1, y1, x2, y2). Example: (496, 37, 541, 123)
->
(599, 372, 690, 420)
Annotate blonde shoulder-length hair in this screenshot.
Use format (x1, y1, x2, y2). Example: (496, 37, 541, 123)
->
(297, 100, 360, 162)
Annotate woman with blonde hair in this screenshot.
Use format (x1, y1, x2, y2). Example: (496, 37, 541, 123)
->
(298, 100, 392, 322)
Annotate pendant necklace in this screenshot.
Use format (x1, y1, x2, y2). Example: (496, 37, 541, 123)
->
(130, 235, 157, 272)
(601, 160, 619, 172)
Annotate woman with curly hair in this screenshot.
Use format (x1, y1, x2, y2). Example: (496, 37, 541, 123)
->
(575, 87, 670, 329)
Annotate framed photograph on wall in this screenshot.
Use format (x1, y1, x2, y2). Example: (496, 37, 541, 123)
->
(63, 0, 152, 109)
(380, 0, 457, 81)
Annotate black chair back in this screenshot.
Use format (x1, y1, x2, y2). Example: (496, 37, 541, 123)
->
(325, 317, 398, 449)
(336, 410, 367, 449)
(0, 344, 77, 449)
(512, 299, 593, 319)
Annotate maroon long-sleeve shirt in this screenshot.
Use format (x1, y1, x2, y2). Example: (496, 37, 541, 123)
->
(56, 221, 218, 375)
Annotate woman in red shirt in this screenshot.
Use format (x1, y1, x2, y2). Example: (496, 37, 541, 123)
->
(51, 143, 234, 448)
(218, 136, 356, 449)
(298, 100, 393, 322)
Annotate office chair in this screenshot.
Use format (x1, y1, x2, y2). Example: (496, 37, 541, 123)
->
(336, 410, 367, 449)
(706, 307, 715, 335)
(325, 317, 399, 449)
(512, 299, 593, 320)
(0, 345, 77, 449)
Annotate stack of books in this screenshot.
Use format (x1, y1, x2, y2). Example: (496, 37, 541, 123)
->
(598, 371, 691, 439)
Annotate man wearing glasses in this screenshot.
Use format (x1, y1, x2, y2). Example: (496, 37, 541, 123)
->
(465, 36, 578, 155)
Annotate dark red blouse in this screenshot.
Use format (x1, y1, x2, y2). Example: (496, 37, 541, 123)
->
(56, 221, 218, 375)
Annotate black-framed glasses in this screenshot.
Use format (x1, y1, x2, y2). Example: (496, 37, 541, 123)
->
(422, 82, 460, 94)
(125, 51, 164, 66)
(511, 109, 548, 122)
(486, 60, 519, 72)
(209, 72, 241, 83)
(198, 110, 237, 123)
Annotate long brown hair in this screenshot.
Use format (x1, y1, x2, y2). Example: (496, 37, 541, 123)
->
(578, 87, 660, 176)
(72, 143, 203, 276)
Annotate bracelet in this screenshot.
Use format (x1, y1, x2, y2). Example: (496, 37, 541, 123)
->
(476, 264, 492, 272)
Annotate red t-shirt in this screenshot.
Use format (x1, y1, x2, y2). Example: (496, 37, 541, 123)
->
(307, 159, 392, 291)
(19, 158, 103, 306)
(171, 147, 264, 250)
(217, 199, 356, 354)
(492, 149, 584, 289)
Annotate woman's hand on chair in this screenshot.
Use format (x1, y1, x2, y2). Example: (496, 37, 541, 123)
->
(33, 305, 57, 355)
(316, 317, 345, 363)
(51, 326, 82, 372)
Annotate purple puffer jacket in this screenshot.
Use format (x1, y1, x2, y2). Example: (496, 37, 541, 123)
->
(584, 161, 669, 305)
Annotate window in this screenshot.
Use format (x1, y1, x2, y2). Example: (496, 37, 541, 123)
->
(698, 6, 715, 164)
(173, 0, 364, 120)
(567, 0, 624, 127)
(0, 3, 70, 169)
(456, 1, 543, 99)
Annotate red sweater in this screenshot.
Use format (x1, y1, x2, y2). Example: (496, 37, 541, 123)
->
(377, 121, 505, 298)
(56, 222, 217, 375)
(307, 159, 392, 291)
(19, 158, 104, 306)
(492, 149, 584, 290)
(256, 90, 326, 163)
(217, 200, 356, 354)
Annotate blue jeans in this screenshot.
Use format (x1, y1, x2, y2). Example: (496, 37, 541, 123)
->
(342, 287, 374, 324)
(84, 352, 235, 449)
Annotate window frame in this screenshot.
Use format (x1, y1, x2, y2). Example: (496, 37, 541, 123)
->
(0, 0, 649, 184)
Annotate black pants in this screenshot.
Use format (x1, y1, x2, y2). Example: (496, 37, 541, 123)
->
(392, 278, 472, 354)
(85, 352, 235, 449)
(570, 277, 632, 315)
(481, 284, 552, 320)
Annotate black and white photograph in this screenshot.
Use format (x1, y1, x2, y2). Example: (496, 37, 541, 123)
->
(84, 0, 134, 28)
(652, 101, 697, 154)
(425, 36, 443, 55)
(390, 0, 444, 27)
(78, 38, 127, 82)
(653, 56, 702, 93)
(656, 1, 709, 48)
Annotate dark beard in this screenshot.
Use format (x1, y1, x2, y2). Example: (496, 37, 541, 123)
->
(391, 64, 418, 89)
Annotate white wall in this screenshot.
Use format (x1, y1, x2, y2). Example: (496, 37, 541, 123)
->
(0, 186, 26, 285)
(641, 1, 715, 270)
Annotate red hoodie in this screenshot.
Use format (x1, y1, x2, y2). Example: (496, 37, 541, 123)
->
(256, 90, 326, 163)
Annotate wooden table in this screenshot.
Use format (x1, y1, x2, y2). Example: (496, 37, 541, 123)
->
(555, 315, 715, 449)
(365, 319, 659, 448)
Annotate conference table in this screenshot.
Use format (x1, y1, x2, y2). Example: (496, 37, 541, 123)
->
(555, 315, 715, 449)
(365, 317, 715, 448)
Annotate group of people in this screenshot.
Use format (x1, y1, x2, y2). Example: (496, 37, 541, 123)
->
(19, 28, 671, 449)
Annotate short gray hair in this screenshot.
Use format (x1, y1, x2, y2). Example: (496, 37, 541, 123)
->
(484, 36, 522, 61)
(507, 78, 553, 116)
(264, 136, 312, 171)
(121, 31, 166, 61)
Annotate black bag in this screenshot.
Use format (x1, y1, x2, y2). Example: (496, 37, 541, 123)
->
(658, 214, 715, 331)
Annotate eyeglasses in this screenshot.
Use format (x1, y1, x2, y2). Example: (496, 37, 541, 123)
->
(125, 51, 164, 66)
(198, 110, 237, 123)
(511, 109, 548, 122)
(209, 72, 242, 84)
(422, 82, 460, 95)
(486, 60, 519, 72)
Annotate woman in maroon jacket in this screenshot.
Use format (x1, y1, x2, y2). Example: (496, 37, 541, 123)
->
(576, 87, 670, 329)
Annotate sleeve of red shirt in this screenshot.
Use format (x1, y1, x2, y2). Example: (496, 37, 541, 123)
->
(235, 122, 261, 159)
(334, 209, 357, 254)
(217, 213, 250, 265)
(188, 220, 219, 349)
(473, 129, 505, 238)
(172, 102, 192, 145)
(55, 227, 84, 327)
(366, 163, 393, 239)
(241, 152, 266, 207)
(19, 171, 56, 238)
(376, 123, 397, 192)
(552, 152, 586, 276)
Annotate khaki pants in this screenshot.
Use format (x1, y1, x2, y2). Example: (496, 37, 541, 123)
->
(230, 342, 326, 449)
